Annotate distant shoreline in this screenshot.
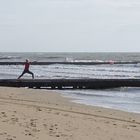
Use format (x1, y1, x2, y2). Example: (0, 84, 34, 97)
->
(0, 61, 139, 65)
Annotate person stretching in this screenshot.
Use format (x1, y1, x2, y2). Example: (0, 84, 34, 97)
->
(18, 59, 34, 79)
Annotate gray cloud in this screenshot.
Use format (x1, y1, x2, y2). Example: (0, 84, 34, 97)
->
(0, 0, 140, 52)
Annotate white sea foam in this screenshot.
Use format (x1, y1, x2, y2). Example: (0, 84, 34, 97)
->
(0, 63, 140, 79)
(61, 88, 140, 113)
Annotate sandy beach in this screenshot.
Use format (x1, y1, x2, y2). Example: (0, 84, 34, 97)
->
(0, 87, 140, 140)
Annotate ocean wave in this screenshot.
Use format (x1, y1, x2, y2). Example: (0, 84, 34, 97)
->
(0, 63, 140, 79)
(66, 58, 140, 64)
(0, 56, 21, 60)
(73, 59, 104, 62)
(39, 56, 66, 59)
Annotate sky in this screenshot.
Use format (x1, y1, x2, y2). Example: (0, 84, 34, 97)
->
(0, 0, 140, 52)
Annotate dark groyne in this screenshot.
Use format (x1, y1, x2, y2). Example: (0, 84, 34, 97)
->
(0, 79, 140, 89)
(0, 61, 139, 65)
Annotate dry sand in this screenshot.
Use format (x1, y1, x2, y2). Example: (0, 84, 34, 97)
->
(0, 87, 140, 140)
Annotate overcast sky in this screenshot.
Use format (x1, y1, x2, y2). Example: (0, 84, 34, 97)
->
(0, 0, 140, 52)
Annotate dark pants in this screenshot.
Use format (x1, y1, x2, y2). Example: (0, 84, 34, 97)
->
(18, 69, 34, 79)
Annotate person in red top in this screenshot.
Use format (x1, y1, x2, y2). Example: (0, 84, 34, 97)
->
(18, 59, 34, 79)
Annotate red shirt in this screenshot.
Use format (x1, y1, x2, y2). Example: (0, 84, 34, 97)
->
(24, 62, 30, 71)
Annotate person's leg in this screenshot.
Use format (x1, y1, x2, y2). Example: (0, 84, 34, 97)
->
(27, 70, 34, 79)
(18, 70, 26, 79)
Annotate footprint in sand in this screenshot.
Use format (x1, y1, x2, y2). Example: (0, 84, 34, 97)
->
(13, 111, 17, 113)
(1, 112, 7, 117)
(0, 132, 16, 140)
(30, 119, 37, 127)
(129, 125, 137, 128)
(48, 124, 60, 137)
(24, 129, 33, 137)
(36, 108, 42, 112)
(1, 112, 5, 114)
(55, 134, 60, 137)
(54, 112, 60, 115)
(32, 128, 40, 133)
(11, 117, 19, 122)
(113, 123, 117, 126)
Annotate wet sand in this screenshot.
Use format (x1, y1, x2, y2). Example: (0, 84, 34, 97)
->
(0, 87, 140, 140)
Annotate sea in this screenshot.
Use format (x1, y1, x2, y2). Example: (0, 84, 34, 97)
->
(0, 52, 140, 113)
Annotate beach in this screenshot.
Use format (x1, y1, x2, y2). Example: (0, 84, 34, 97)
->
(1, 52, 140, 113)
(0, 87, 139, 140)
